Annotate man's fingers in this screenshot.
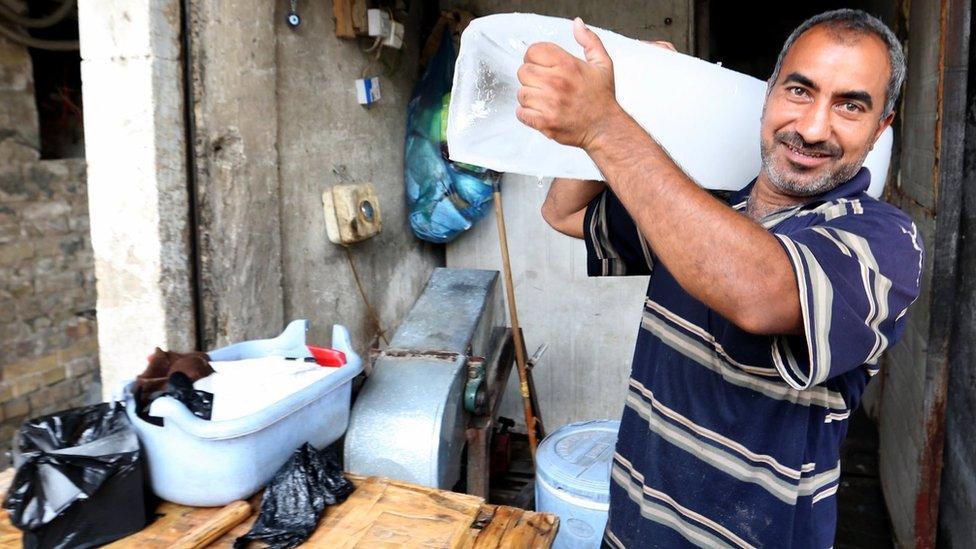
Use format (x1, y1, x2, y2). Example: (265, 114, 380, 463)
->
(639, 40, 677, 53)
(517, 62, 562, 88)
(517, 63, 542, 85)
(572, 17, 612, 69)
(650, 40, 677, 52)
(524, 42, 567, 67)
(516, 106, 548, 134)
(517, 86, 545, 110)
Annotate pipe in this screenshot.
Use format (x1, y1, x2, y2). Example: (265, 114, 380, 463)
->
(0, 0, 76, 29)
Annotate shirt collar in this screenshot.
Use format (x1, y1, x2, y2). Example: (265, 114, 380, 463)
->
(729, 166, 872, 208)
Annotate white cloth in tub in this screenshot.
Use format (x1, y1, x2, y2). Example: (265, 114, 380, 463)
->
(193, 357, 337, 421)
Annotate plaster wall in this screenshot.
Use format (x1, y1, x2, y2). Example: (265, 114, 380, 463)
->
(188, 1, 440, 354)
(78, 0, 196, 397)
(275, 3, 441, 352)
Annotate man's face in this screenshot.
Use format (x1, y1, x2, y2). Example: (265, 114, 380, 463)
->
(760, 25, 894, 197)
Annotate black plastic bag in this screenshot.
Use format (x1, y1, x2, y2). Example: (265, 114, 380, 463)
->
(3, 402, 148, 549)
(234, 443, 354, 549)
(140, 371, 214, 426)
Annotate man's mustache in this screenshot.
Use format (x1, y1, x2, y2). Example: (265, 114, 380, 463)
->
(776, 131, 841, 157)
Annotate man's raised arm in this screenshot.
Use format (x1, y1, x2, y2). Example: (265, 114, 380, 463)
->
(541, 178, 606, 238)
(518, 19, 803, 335)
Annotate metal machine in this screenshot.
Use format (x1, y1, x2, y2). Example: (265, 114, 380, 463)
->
(344, 268, 515, 493)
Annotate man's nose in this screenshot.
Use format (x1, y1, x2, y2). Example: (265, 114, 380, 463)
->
(794, 103, 832, 145)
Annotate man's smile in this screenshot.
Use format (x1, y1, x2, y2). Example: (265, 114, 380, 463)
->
(779, 140, 835, 168)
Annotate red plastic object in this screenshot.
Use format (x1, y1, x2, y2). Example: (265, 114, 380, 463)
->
(306, 345, 346, 367)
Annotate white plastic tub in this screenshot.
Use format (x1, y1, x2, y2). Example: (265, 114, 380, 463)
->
(122, 321, 362, 506)
(536, 419, 619, 549)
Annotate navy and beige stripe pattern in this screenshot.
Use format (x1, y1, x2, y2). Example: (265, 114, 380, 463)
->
(583, 168, 922, 548)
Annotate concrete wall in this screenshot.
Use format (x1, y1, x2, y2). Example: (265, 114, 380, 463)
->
(0, 37, 99, 466)
(79, 0, 197, 396)
(187, 1, 441, 353)
(878, 0, 970, 546)
(443, 1, 693, 431)
(275, 2, 441, 351)
(187, 0, 284, 349)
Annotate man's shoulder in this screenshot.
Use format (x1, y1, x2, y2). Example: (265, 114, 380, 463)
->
(793, 192, 918, 236)
(783, 192, 924, 280)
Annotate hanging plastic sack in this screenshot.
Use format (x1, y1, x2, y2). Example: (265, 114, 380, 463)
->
(3, 402, 148, 549)
(404, 25, 498, 243)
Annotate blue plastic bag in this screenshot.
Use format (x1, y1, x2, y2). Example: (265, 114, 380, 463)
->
(404, 30, 497, 243)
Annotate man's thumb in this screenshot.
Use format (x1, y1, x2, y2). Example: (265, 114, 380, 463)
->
(573, 17, 611, 68)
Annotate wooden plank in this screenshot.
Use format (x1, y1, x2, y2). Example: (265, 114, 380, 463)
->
(459, 506, 497, 549)
(170, 501, 252, 549)
(300, 475, 484, 548)
(350, 0, 367, 34)
(0, 470, 557, 548)
(332, 0, 356, 38)
(496, 508, 558, 547)
(878, 0, 971, 546)
(107, 496, 261, 548)
(0, 468, 15, 495)
(0, 511, 21, 546)
(468, 505, 518, 549)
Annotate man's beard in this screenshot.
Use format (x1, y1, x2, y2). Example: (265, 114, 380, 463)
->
(760, 130, 867, 197)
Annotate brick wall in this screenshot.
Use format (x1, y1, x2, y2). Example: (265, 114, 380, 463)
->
(0, 37, 99, 467)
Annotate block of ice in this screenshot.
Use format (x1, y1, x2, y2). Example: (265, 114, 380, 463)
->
(447, 13, 892, 197)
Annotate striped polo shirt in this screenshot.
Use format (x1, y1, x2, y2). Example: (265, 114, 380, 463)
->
(584, 168, 923, 548)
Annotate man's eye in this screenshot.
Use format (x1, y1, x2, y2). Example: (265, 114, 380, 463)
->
(786, 86, 807, 97)
(842, 102, 863, 113)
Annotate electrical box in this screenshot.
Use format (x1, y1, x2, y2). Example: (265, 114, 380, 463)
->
(355, 77, 380, 106)
(367, 8, 391, 37)
(322, 183, 382, 245)
(383, 21, 404, 49)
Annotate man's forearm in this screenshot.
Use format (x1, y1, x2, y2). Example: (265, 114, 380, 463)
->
(586, 108, 802, 335)
(541, 178, 606, 238)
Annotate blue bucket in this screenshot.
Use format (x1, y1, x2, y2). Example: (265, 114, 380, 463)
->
(535, 419, 620, 548)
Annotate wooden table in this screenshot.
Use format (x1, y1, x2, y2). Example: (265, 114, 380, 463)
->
(0, 472, 558, 548)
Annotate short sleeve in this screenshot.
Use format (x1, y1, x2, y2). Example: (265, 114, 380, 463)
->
(583, 190, 655, 277)
(770, 204, 924, 390)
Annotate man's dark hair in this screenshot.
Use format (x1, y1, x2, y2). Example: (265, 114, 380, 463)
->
(767, 9, 906, 118)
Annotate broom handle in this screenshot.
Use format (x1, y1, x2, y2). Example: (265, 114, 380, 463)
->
(492, 180, 539, 460)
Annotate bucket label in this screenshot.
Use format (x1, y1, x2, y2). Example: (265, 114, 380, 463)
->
(555, 432, 616, 468)
(566, 517, 595, 539)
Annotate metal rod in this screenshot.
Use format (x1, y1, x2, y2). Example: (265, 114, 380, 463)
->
(491, 179, 539, 460)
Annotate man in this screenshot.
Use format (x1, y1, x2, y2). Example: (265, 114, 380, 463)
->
(518, 9, 923, 548)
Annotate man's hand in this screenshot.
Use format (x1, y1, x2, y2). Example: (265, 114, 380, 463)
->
(516, 18, 622, 150)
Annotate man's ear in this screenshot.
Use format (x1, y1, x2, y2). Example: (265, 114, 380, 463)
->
(872, 111, 895, 146)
